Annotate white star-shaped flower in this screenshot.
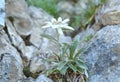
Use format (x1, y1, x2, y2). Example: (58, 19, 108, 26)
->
(42, 17, 74, 35)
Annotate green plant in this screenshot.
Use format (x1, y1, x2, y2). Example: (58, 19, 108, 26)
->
(41, 17, 88, 81)
(27, 0, 59, 18)
(71, 0, 106, 29)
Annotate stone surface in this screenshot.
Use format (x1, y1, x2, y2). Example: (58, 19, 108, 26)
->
(83, 25, 120, 82)
(94, 0, 120, 27)
(6, 19, 26, 55)
(3, 0, 120, 82)
(75, 27, 95, 49)
(101, 0, 120, 25)
(0, 30, 24, 82)
(30, 56, 46, 73)
(6, 0, 33, 36)
(29, 6, 53, 48)
(35, 74, 53, 82)
(57, 1, 74, 18)
(0, 0, 5, 30)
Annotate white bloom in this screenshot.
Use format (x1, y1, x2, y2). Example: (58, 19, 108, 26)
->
(42, 17, 74, 35)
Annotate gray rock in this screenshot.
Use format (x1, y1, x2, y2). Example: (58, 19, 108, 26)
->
(35, 74, 53, 82)
(17, 77, 35, 82)
(74, 27, 96, 49)
(0, 30, 24, 82)
(30, 56, 46, 73)
(6, 0, 33, 36)
(0, 0, 5, 30)
(83, 25, 120, 82)
(95, 0, 120, 26)
(29, 6, 53, 48)
(24, 46, 37, 62)
(57, 1, 74, 18)
(6, 19, 26, 55)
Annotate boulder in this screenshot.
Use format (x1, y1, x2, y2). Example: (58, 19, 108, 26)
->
(6, 19, 26, 55)
(28, 6, 53, 48)
(94, 0, 120, 27)
(6, 0, 33, 36)
(0, 30, 24, 82)
(83, 25, 120, 82)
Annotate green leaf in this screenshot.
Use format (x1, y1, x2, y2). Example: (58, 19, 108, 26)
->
(69, 40, 79, 59)
(68, 63, 78, 73)
(77, 66, 84, 74)
(78, 57, 86, 63)
(57, 61, 67, 70)
(83, 34, 93, 42)
(60, 66, 68, 75)
(46, 67, 57, 75)
(60, 43, 69, 57)
(76, 61, 88, 70)
(74, 48, 85, 59)
(41, 34, 59, 45)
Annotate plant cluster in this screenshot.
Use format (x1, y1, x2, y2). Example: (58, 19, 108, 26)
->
(41, 17, 89, 82)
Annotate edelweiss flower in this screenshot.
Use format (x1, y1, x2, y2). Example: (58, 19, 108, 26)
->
(42, 17, 74, 35)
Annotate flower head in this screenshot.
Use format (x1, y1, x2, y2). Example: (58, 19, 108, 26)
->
(42, 17, 74, 35)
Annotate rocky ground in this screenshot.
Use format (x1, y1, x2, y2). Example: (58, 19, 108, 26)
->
(0, 0, 120, 82)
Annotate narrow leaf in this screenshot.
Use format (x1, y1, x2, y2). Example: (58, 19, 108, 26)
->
(69, 40, 79, 59)
(60, 66, 68, 75)
(41, 34, 59, 44)
(68, 63, 78, 73)
(74, 48, 85, 59)
(76, 61, 88, 70)
(57, 61, 67, 70)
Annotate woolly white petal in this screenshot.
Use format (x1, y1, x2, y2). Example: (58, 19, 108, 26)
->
(62, 19, 70, 23)
(58, 17, 62, 22)
(62, 26, 74, 31)
(51, 18, 57, 23)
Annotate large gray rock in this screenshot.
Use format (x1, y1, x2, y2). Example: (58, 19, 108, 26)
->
(28, 6, 53, 48)
(0, 30, 24, 82)
(6, 0, 33, 36)
(94, 0, 120, 27)
(6, 19, 26, 55)
(83, 25, 120, 82)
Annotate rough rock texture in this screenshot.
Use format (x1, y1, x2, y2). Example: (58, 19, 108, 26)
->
(93, 0, 120, 30)
(83, 25, 120, 82)
(100, 0, 120, 25)
(6, 0, 33, 36)
(28, 6, 53, 48)
(0, 0, 24, 82)
(0, 0, 5, 30)
(75, 27, 96, 49)
(82, 0, 120, 82)
(2, 0, 120, 82)
(0, 31, 24, 82)
(57, 1, 74, 18)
